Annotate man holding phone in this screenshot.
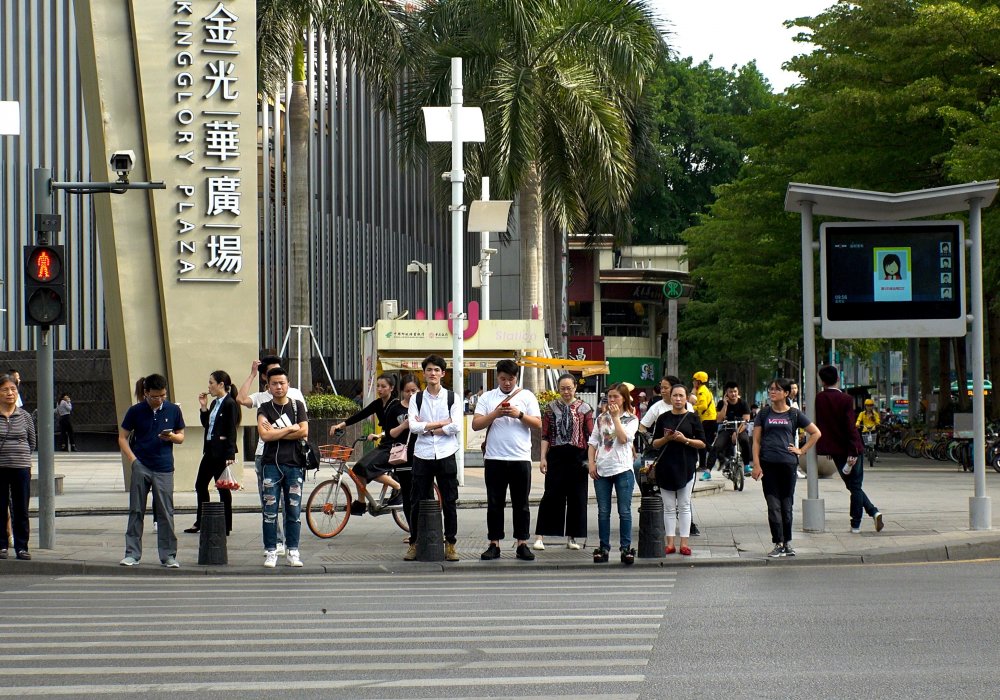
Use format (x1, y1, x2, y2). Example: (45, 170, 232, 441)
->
(473, 359, 542, 561)
(117, 373, 185, 567)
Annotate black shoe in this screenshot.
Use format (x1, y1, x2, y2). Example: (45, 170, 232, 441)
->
(620, 547, 635, 566)
(386, 490, 403, 509)
(689, 523, 700, 536)
(782, 544, 796, 557)
(768, 544, 785, 558)
(593, 547, 609, 563)
(16, 550, 30, 561)
(480, 543, 501, 560)
(515, 543, 535, 561)
(350, 500, 366, 515)
(0, 549, 7, 560)
(183, 526, 200, 534)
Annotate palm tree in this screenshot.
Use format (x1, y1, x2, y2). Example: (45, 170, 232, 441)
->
(257, 0, 409, 384)
(398, 0, 664, 387)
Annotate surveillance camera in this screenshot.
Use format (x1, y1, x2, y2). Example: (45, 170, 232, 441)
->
(109, 150, 135, 181)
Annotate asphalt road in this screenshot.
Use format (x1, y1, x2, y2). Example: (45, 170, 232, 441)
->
(3, 561, 999, 699)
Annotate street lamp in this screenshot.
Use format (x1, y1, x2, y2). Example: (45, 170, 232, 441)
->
(406, 260, 433, 318)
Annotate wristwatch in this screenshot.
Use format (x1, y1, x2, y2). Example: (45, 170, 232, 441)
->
(518, 410, 524, 420)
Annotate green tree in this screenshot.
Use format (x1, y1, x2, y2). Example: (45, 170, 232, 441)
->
(681, 0, 1000, 414)
(257, 0, 408, 382)
(631, 58, 776, 244)
(397, 0, 664, 382)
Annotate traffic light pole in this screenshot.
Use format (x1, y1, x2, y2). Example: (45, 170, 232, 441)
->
(33, 167, 56, 548)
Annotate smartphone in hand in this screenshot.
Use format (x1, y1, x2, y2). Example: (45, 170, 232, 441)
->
(159, 429, 173, 437)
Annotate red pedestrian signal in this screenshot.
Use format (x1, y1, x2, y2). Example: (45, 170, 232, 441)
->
(23, 245, 67, 326)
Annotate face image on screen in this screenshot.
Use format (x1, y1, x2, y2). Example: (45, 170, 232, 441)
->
(823, 222, 962, 322)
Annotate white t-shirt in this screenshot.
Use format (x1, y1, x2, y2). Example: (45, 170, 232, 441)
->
(249, 387, 305, 456)
(475, 387, 541, 461)
(588, 411, 639, 477)
(640, 399, 693, 429)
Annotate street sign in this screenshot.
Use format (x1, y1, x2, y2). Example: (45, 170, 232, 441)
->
(663, 279, 683, 299)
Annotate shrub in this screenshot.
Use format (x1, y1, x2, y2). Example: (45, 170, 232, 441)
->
(305, 393, 359, 419)
(536, 389, 560, 405)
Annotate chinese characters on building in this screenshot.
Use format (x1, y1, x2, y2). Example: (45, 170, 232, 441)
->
(173, 1, 244, 281)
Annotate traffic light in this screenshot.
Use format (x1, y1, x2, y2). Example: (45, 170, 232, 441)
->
(23, 244, 67, 326)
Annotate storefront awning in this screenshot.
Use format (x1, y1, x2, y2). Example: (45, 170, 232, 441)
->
(518, 356, 610, 377)
(378, 357, 512, 372)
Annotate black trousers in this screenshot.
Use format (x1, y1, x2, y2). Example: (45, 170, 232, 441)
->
(760, 460, 797, 544)
(408, 454, 459, 545)
(0, 468, 30, 552)
(58, 415, 75, 450)
(534, 445, 588, 538)
(193, 453, 233, 533)
(484, 459, 532, 541)
(698, 420, 718, 470)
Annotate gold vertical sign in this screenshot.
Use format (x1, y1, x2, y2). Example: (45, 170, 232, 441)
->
(76, 0, 259, 487)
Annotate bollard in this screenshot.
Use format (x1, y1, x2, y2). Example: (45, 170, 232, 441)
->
(415, 498, 445, 562)
(198, 502, 228, 565)
(637, 493, 666, 559)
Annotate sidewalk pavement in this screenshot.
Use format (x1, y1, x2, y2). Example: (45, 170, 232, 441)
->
(3, 452, 1000, 576)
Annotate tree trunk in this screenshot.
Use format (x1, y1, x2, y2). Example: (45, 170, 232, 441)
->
(954, 336, 969, 412)
(519, 163, 543, 392)
(937, 338, 952, 428)
(918, 338, 930, 423)
(288, 52, 313, 390)
(989, 298, 1000, 421)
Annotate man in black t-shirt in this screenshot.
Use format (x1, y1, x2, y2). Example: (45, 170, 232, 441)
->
(709, 382, 751, 473)
(256, 367, 309, 569)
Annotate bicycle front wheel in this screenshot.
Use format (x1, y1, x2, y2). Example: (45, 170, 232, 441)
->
(733, 464, 745, 492)
(306, 479, 352, 538)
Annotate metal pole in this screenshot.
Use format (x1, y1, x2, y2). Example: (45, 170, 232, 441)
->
(33, 168, 56, 549)
(450, 57, 466, 486)
(296, 326, 303, 392)
(480, 177, 490, 321)
(560, 223, 568, 358)
(426, 263, 433, 318)
(968, 197, 991, 529)
(666, 299, 678, 377)
(798, 199, 824, 532)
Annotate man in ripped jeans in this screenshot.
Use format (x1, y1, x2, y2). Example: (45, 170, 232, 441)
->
(256, 367, 309, 568)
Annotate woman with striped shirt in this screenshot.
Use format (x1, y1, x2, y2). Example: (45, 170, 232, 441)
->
(0, 373, 37, 560)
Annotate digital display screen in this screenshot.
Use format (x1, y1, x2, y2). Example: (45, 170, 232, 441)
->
(822, 222, 962, 322)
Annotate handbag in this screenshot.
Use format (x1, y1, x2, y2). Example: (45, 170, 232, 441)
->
(388, 441, 408, 465)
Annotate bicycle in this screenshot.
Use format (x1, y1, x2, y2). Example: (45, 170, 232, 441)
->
(717, 420, 746, 492)
(861, 430, 878, 467)
(304, 435, 442, 538)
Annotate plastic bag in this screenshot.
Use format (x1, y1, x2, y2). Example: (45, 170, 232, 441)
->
(215, 466, 241, 491)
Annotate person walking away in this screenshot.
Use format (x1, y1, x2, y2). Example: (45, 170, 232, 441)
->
(328, 374, 404, 511)
(404, 355, 462, 562)
(185, 370, 240, 536)
(651, 384, 705, 556)
(118, 374, 185, 567)
(237, 355, 306, 557)
(692, 371, 717, 481)
(388, 375, 420, 530)
(56, 393, 76, 452)
(815, 365, 884, 534)
(473, 359, 543, 561)
(257, 367, 309, 568)
(751, 378, 820, 558)
(588, 383, 640, 565)
(0, 373, 36, 560)
(533, 374, 594, 552)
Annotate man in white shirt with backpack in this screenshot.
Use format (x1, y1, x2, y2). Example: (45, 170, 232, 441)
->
(404, 354, 463, 562)
(473, 359, 542, 561)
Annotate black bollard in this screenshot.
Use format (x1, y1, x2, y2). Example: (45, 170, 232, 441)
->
(198, 502, 228, 565)
(415, 498, 445, 562)
(637, 494, 666, 559)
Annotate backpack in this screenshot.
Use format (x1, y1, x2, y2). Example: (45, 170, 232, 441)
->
(414, 389, 455, 415)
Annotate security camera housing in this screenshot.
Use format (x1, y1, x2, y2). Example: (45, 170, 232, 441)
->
(109, 150, 136, 180)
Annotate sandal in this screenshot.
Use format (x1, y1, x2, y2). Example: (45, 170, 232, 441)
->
(679, 546, 692, 556)
(593, 547, 609, 563)
(620, 547, 635, 566)
(665, 545, 676, 555)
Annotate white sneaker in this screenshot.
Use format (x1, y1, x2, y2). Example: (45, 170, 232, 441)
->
(850, 527, 862, 534)
(796, 469, 807, 479)
(532, 539, 545, 551)
(264, 550, 278, 568)
(119, 556, 138, 567)
(162, 556, 180, 568)
(275, 542, 286, 555)
(153, 522, 158, 532)
(567, 538, 582, 550)
(286, 549, 303, 567)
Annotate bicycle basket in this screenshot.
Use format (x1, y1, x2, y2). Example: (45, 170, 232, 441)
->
(319, 444, 354, 462)
(862, 432, 876, 447)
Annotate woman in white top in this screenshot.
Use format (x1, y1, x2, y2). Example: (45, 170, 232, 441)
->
(587, 382, 640, 564)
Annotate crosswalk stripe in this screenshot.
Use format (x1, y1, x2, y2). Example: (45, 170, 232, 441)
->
(0, 674, 647, 696)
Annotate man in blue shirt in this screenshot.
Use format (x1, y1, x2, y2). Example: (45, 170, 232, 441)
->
(117, 374, 186, 567)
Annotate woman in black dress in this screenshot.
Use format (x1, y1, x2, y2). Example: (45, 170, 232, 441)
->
(185, 370, 240, 535)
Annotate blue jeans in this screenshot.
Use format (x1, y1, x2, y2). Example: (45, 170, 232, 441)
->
(593, 469, 635, 551)
(262, 463, 303, 550)
(833, 454, 878, 528)
(255, 456, 283, 545)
